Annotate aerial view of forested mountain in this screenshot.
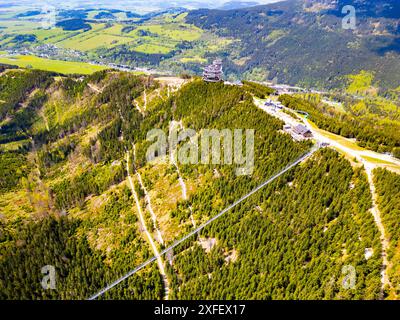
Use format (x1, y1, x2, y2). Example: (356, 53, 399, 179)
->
(0, 0, 400, 308)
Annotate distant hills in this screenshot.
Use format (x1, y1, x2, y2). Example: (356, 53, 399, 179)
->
(186, 0, 400, 89)
(218, 1, 261, 10)
(3, 0, 400, 90)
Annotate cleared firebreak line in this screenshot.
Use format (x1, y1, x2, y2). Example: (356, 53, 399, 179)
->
(88, 145, 320, 300)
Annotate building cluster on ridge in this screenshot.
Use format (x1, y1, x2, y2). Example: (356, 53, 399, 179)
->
(202, 58, 313, 142)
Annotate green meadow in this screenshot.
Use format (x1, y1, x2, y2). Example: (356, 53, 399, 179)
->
(0, 55, 107, 74)
(0, 14, 204, 55)
(0, 10, 233, 71)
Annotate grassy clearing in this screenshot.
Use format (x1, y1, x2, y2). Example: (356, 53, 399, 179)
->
(346, 70, 377, 95)
(140, 163, 184, 242)
(307, 119, 365, 151)
(0, 55, 107, 74)
(0, 20, 38, 33)
(133, 43, 173, 54)
(0, 139, 31, 151)
(54, 24, 134, 51)
(42, 126, 104, 184)
(171, 34, 236, 66)
(180, 56, 207, 63)
(139, 161, 204, 242)
(102, 24, 124, 35)
(362, 155, 399, 167)
(86, 10, 102, 19)
(362, 156, 391, 165)
(163, 12, 188, 23)
(207, 38, 235, 52)
(44, 96, 90, 128)
(33, 28, 73, 42)
(137, 24, 203, 42)
(266, 29, 287, 42)
(58, 33, 134, 51)
(0, 190, 34, 223)
(0, 14, 208, 56)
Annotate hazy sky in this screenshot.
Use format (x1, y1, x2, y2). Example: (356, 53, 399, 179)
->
(0, 0, 284, 13)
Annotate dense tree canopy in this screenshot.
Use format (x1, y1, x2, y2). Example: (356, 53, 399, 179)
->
(0, 69, 391, 300)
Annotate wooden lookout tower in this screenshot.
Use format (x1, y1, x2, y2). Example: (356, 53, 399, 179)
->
(203, 59, 223, 82)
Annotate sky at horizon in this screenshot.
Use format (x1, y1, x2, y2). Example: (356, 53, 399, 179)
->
(0, 0, 285, 13)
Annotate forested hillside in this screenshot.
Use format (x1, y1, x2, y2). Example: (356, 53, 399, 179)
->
(185, 0, 400, 89)
(0, 67, 395, 300)
(169, 151, 382, 299)
(374, 168, 400, 296)
(0, 68, 165, 299)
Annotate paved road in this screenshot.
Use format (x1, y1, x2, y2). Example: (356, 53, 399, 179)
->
(255, 97, 396, 295)
(255, 98, 400, 171)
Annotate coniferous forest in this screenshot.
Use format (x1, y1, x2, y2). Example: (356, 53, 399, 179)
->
(0, 67, 399, 300)
(374, 168, 400, 293)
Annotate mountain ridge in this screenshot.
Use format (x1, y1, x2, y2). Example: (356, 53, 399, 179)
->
(185, 0, 400, 89)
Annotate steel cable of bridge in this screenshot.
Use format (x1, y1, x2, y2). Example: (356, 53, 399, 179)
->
(88, 144, 320, 300)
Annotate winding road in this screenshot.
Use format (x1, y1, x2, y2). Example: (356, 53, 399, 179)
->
(255, 97, 398, 294)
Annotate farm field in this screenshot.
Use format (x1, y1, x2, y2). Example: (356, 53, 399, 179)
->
(56, 31, 135, 51)
(0, 15, 204, 55)
(0, 55, 107, 74)
(0, 9, 234, 77)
